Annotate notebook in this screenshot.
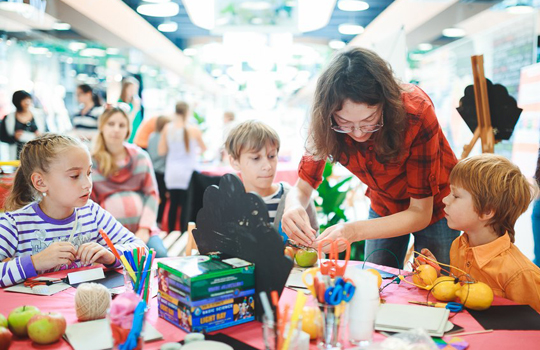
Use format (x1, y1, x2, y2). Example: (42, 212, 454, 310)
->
(375, 303, 451, 337)
(63, 318, 163, 350)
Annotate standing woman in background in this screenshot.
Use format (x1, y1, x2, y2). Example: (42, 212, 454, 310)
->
(71, 84, 104, 142)
(282, 47, 459, 268)
(159, 102, 206, 233)
(118, 77, 142, 144)
(91, 107, 168, 257)
(0, 90, 45, 160)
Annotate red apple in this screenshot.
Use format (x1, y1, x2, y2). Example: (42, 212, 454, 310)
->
(27, 312, 66, 345)
(0, 327, 12, 350)
(7, 306, 40, 337)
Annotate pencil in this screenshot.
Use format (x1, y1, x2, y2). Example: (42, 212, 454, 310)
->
(450, 329, 493, 336)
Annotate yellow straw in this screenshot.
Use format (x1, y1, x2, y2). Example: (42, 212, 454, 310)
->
(282, 292, 306, 350)
(120, 255, 137, 281)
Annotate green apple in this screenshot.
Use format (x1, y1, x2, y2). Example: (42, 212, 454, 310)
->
(7, 306, 40, 337)
(27, 312, 66, 345)
(0, 314, 6, 328)
(0, 326, 12, 350)
(295, 248, 318, 267)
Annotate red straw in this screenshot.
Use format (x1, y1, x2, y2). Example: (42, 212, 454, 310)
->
(99, 229, 121, 261)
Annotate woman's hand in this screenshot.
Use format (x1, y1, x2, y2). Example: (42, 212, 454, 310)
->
(282, 205, 316, 247)
(14, 130, 23, 141)
(77, 242, 116, 266)
(313, 223, 355, 253)
(31, 242, 77, 271)
(135, 228, 150, 243)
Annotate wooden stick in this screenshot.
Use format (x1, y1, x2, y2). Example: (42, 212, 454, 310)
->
(451, 329, 493, 337)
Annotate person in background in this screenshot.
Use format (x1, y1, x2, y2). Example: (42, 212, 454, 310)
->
(159, 102, 206, 233)
(225, 120, 318, 237)
(220, 111, 237, 164)
(0, 133, 146, 288)
(420, 154, 540, 312)
(147, 115, 171, 227)
(118, 77, 142, 144)
(71, 84, 104, 142)
(532, 146, 540, 267)
(133, 115, 158, 150)
(91, 107, 168, 257)
(0, 90, 45, 160)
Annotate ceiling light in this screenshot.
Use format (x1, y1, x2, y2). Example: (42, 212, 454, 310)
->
(183, 48, 197, 56)
(158, 21, 178, 32)
(52, 22, 71, 30)
(27, 47, 49, 55)
(240, 1, 272, 10)
(68, 42, 87, 51)
(106, 48, 120, 55)
(0, 1, 34, 13)
(338, 24, 364, 35)
(338, 0, 369, 11)
(329, 40, 346, 50)
(442, 27, 466, 38)
(506, 4, 535, 14)
(418, 43, 433, 51)
(298, 0, 336, 32)
(79, 48, 106, 57)
(137, 2, 179, 17)
(409, 53, 424, 61)
(182, 0, 214, 29)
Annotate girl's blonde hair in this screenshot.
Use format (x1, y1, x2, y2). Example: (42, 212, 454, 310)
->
(450, 154, 537, 242)
(5, 134, 87, 211)
(92, 107, 131, 178)
(175, 101, 190, 152)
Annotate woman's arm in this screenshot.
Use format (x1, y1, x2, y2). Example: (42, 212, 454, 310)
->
(191, 126, 207, 153)
(315, 196, 433, 252)
(158, 124, 169, 156)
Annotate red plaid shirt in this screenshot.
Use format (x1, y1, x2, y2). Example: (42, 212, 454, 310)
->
(299, 84, 457, 226)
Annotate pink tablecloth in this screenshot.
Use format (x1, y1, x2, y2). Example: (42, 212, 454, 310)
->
(1, 263, 539, 350)
(200, 162, 299, 186)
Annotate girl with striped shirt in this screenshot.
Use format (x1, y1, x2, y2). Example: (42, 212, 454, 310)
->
(0, 134, 146, 288)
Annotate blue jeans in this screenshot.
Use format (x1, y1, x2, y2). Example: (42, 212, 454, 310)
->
(532, 199, 540, 267)
(147, 235, 168, 258)
(364, 208, 459, 268)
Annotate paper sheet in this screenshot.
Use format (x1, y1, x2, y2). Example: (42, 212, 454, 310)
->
(64, 318, 163, 350)
(4, 277, 71, 296)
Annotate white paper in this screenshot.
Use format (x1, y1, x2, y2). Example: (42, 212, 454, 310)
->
(4, 277, 71, 296)
(64, 318, 163, 350)
(374, 303, 450, 337)
(67, 268, 105, 284)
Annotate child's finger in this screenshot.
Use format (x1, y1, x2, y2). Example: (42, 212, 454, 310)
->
(90, 249, 106, 264)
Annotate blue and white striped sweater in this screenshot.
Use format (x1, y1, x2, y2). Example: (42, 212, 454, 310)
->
(0, 200, 146, 287)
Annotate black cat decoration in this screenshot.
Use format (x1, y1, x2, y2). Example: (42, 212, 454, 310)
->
(192, 173, 294, 320)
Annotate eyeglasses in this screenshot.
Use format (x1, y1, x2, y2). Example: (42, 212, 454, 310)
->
(331, 112, 384, 134)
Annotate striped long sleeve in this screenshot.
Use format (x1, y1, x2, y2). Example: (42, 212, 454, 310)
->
(0, 200, 147, 287)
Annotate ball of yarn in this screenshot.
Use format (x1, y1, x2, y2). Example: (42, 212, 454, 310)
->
(75, 283, 111, 321)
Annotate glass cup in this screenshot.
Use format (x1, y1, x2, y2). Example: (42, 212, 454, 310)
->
(122, 267, 156, 303)
(317, 302, 347, 350)
(262, 313, 302, 350)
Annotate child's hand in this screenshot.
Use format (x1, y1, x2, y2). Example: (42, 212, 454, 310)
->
(77, 243, 116, 266)
(413, 248, 441, 275)
(31, 242, 77, 271)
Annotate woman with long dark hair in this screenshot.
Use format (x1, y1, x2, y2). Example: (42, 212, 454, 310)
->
(282, 47, 459, 267)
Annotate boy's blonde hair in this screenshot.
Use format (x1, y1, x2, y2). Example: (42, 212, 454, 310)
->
(5, 133, 88, 211)
(450, 154, 537, 242)
(225, 120, 280, 160)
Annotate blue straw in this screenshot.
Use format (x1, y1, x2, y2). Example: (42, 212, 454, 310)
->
(137, 252, 153, 296)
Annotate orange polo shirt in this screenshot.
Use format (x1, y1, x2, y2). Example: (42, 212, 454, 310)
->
(450, 233, 540, 313)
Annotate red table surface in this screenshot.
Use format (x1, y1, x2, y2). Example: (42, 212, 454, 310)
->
(1, 262, 539, 350)
(200, 162, 299, 186)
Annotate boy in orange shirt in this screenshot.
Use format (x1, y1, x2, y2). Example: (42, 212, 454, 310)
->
(422, 154, 540, 312)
